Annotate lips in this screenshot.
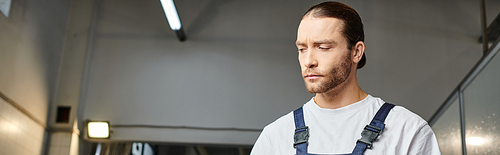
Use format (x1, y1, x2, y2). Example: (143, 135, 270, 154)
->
(304, 73, 322, 79)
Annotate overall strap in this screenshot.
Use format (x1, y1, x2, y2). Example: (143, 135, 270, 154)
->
(351, 103, 395, 155)
(293, 107, 309, 155)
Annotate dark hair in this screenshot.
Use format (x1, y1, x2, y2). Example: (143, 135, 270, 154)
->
(304, 1, 366, 69)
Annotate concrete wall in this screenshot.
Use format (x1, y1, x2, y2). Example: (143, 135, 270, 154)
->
(79, 0, 500, 145)
(0, 0, 71, 154)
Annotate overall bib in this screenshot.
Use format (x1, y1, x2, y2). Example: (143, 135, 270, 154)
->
(293, 103, 395, 155)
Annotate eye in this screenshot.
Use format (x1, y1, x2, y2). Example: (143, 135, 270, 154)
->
(298, 48, 306, 53)
(318, 46, 331, 50)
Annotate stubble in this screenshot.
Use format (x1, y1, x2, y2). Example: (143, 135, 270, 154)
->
(305, 53, 352, 93)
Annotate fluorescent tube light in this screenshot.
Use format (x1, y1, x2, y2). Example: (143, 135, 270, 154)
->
(88, 121, 110, 138)
(160, 0, 182, 31)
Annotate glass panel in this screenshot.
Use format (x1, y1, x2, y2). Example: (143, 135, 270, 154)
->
(431, 98, 462, 155)
(463, 50, 500, 154)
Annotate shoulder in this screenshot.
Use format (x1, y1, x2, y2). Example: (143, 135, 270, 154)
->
(261, 110, 295, 135)
(389, 105, 429, 128)
(370, 96, 428, 127)
(370, 96, 431, 138)
(386, 106, 441, 154)
(251, 110, 297, 155)
(369, 97, 441, 154)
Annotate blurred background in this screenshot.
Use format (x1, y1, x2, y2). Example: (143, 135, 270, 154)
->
(0, 0, 499, 154)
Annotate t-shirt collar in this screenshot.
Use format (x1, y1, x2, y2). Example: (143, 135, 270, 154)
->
(304, 94, 373, 117)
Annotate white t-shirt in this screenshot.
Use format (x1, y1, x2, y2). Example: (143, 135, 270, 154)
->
(251, 95, 441, 155)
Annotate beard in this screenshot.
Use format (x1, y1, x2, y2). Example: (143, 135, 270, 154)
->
(304, 54, 353, 93)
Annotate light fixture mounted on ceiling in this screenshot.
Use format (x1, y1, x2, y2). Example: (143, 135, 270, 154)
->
(160, 0, 186, 42)
(87, 121, 110, 139)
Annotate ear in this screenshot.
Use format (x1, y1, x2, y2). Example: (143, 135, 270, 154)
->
(351, 41, 365, 64)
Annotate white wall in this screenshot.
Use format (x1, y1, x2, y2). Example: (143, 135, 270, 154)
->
(78, 0, 499, 145)
(0, 0, 70, 126)
(0, 0, 71, 154)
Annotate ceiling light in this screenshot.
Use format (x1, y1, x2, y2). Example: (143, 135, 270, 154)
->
(160, 0, 181, 30)
(160, 0, 186, 41)
(87, 121, 110, 138)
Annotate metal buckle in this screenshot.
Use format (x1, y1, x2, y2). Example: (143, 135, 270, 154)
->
(293, 126, 309, 148)
(356, 125, 382, 149)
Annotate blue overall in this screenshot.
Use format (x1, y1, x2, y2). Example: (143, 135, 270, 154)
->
(293, 103, 395, 155)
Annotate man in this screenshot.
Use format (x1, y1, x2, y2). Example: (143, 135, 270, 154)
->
(251, 1, 440, 155)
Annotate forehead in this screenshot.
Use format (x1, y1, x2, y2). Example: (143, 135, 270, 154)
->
(296, 17, 344, 43)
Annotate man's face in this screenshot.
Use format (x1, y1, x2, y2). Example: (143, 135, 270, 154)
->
(296, 17, 353, 93)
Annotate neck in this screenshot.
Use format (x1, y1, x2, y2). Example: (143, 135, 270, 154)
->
(314, 72, 367, 109)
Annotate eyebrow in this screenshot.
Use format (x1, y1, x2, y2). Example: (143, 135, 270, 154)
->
(313, 39, 335, 45)
(296, 41, 305, 46)
(296, 39, 336, 46)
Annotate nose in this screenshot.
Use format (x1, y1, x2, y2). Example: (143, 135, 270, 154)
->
(303, 50, 318, 68)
